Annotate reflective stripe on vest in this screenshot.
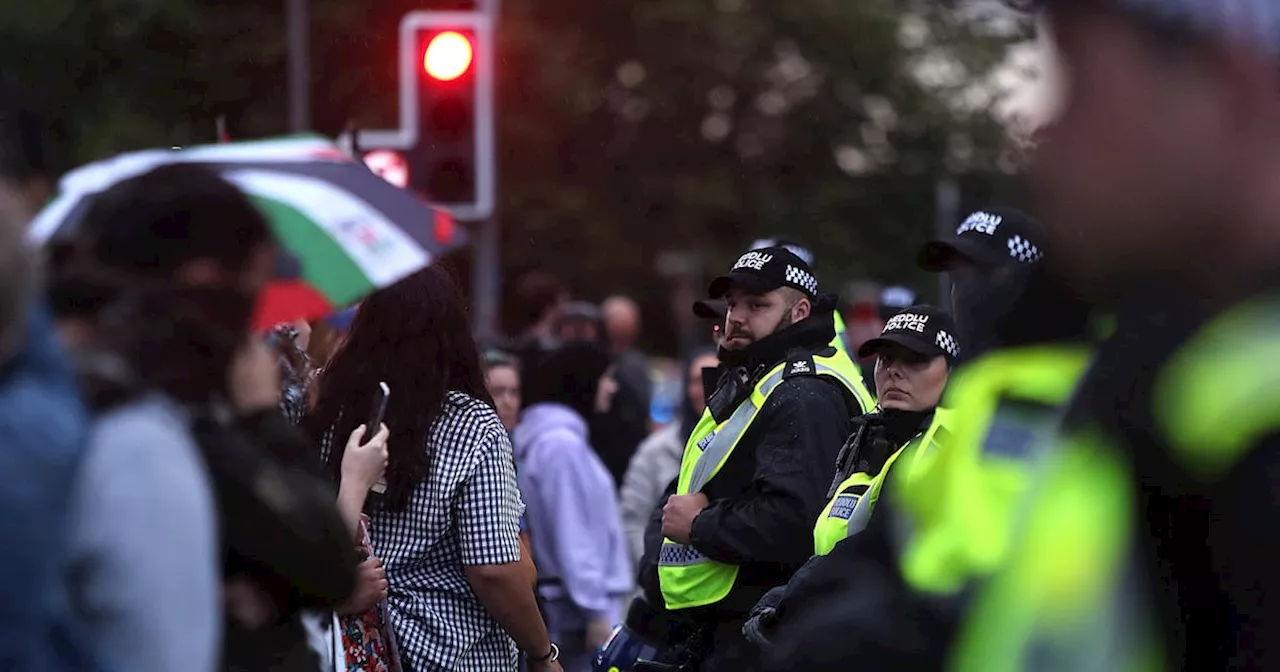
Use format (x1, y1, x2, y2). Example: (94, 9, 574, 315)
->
(894, 345, 1090, 596)
(832, 311, 850, 357)
(812, 410, 951, 556)
(658, 351, 868, 610)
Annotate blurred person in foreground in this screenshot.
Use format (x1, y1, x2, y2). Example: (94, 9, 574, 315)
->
(970, 0, 1280, 666)
(618, 347, 719, 566)
(513, 341, 633, 671)
(598, 248, 874, 672)
(308, 267, 562, 672)
(49, 164, 359, 671)
(0, 77, 92, 669)
(601, 295, 654, 486)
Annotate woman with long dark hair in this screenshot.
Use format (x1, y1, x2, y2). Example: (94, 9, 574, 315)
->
(306, 267, 561, 672)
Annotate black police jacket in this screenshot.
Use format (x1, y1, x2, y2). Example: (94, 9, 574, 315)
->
(635, 302, 861, 623)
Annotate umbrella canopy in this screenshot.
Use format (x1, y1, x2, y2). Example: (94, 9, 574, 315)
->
(27, 135, 466, 329)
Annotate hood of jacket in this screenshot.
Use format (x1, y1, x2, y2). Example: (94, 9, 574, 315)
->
(510, 401, 590, 461)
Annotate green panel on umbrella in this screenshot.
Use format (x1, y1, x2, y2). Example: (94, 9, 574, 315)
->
(250, 194, 376, 307)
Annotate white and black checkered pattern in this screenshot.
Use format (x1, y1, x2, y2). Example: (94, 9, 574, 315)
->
(322, 392, 524, 671)
(935, 329, 960, 358)
(1007, 235, 1044, 264)
(784, 264, 819, 295)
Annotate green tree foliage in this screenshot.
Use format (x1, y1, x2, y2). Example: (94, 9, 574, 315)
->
(2, 0, 1029, 348)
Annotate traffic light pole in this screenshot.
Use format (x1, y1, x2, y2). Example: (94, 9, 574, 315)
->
(286, 0, 310, 133)
(471, 0, 500, 341)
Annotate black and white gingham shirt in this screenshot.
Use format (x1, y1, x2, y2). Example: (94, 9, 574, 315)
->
(323, 391, 525, 671)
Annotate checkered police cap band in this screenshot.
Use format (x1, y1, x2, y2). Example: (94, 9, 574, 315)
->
(784, 264, 818, 296)
(935, 329, 960, 359)
(1007, 234, 1044, 264)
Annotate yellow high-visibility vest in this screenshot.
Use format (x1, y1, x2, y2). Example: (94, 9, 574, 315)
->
(812, 409, 951, 556)
(657, 349, 872, 610)
(893, 345, 1090, 595)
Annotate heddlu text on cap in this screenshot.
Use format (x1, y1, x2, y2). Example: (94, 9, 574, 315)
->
(734, 251, 773, 271)
(956, 211, 1002, 236)
(884, 313, 929, 333)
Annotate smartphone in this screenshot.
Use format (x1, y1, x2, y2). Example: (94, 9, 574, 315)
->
(369, 382, 390, 494)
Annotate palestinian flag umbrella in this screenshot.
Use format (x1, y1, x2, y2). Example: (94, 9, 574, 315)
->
(27, 135, 466, 330)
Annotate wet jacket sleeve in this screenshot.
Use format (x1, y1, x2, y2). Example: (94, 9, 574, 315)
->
(688, 376, 852, 566)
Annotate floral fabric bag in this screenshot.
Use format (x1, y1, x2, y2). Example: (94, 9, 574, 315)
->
(336, 514, 402, 672)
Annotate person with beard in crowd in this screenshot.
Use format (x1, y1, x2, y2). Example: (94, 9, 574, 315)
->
(512, 341, 633, 672)
(49, 164, 362, 671)
(0, 76, 92, 670)
(596, 247, 874, 672)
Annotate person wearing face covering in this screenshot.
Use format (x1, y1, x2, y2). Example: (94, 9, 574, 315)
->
(740, 306, 958, 663)
(918, 208, 1048, 362)
(754, 261, 1097, 672)
(595, 248, 874, 672)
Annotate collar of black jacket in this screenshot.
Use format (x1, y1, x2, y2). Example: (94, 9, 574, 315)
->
(717, 292, 839, 372)
(878, 407, 936, 446)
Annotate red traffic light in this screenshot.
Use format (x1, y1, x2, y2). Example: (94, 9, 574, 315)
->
(423, 31, 473, 81)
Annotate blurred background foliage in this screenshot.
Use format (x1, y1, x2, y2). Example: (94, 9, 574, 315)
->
(1, 0, 1035, 351)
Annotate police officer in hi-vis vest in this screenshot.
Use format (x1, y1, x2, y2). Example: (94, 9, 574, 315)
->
(741, 306, 959, 659)
(949, 0, 1280, 668)
(596, 246, 873, 672)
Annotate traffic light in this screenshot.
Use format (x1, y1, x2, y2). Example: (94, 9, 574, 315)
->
(400, 11, 494, 220)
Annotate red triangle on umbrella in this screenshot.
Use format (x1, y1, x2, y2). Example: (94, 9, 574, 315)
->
(252, 280, 334, 333)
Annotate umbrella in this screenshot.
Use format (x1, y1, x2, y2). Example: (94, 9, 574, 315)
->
(27, 135, 467, 330)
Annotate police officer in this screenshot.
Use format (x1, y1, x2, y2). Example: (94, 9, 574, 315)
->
(951, 0, 1280, 668)
(599, 247, 873, 672)
(741, 306, 959, 659)
(918, 207, 1048, 360)
(696, 237, 861, 361)
(757, 250, 1096, 671)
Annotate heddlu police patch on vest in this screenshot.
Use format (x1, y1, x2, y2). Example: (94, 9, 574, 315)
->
(696, 430, 717, 452)
(982, 397, 1056, 461)
(828, 493, 862, 520)
(785, 354, 817, 378)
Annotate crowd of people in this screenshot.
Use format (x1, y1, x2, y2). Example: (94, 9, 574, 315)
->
(4, 0, 1280, 670)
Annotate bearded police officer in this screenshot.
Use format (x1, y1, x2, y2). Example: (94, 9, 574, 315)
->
(597, 247, 872, 672)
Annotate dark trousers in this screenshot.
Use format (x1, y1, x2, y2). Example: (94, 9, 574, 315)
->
(699, 617, 754, 672)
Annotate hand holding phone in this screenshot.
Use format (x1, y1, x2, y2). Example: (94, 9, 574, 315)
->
(369, 382, 390, 494)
